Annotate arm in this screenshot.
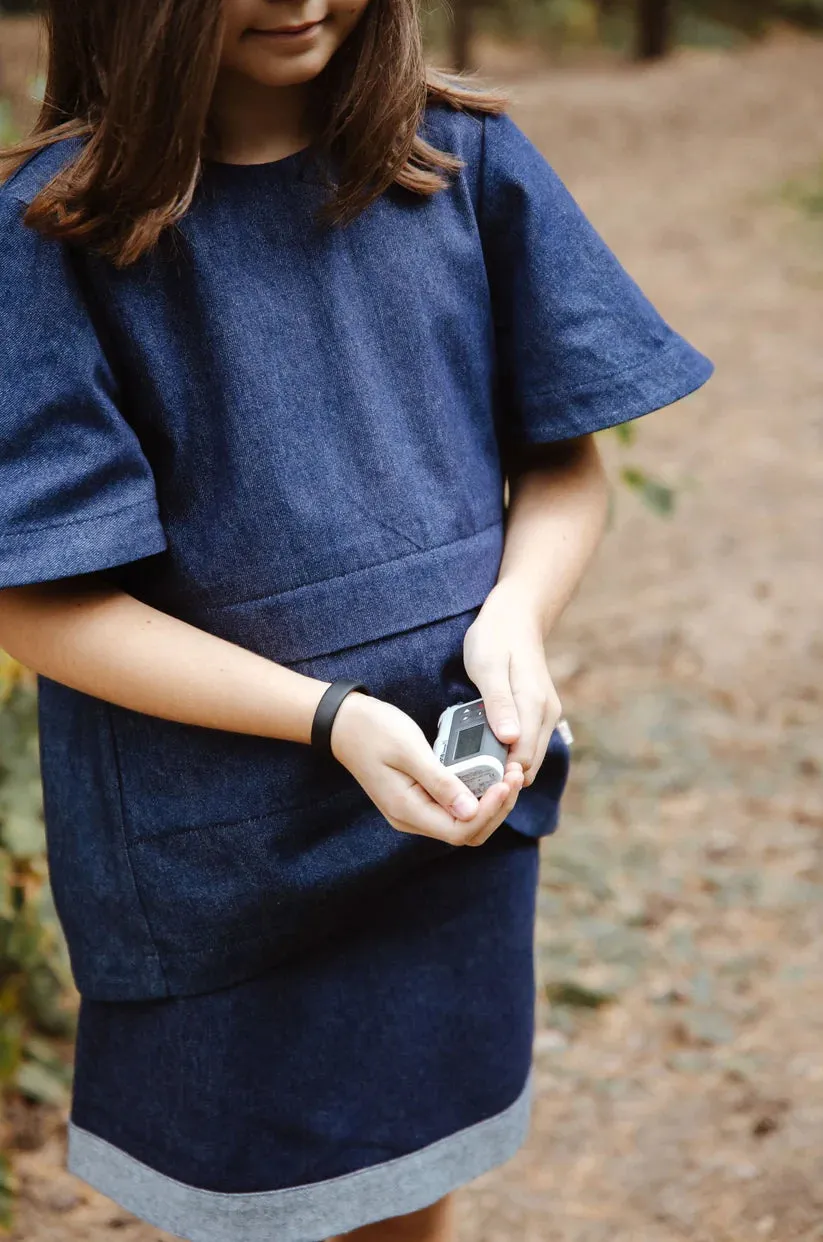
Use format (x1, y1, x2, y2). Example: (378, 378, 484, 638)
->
(0, 575, 330, 744)
(467, 110, 711, 797)
(496, 433, 610, 635)
(0, 575, 522, 844)
(462, 433, 610, 783)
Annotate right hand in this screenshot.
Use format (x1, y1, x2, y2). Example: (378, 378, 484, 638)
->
(330, 692, 525, 848)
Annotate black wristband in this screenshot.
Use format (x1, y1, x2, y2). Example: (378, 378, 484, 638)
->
(311, 679, 371, 759)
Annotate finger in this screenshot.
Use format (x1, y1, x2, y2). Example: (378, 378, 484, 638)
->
(457, 780, 514, 846)
(531, 695, 563, 786)
(466, 765, 524, 846)
(439, 777, 519, 845)
(398, 745, 481, 822)
(481, 768, 524, 843)
(525, 683, 563, 786)
(466, 763, 524, 846)
(473, 655, 521, 746)
(390, 753, 518, 846)
(522, 705, 550, 787)
(382, 776, 480, 844)
(507, 664, 548, 777)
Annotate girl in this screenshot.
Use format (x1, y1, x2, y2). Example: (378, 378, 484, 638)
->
(0, 1, 713, 1239)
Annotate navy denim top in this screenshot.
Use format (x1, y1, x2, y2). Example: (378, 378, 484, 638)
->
(0, 105, 713, 999)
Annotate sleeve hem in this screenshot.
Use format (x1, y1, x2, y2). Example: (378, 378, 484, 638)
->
(0, 500, 168, 589)
(513, 340, 715, 445)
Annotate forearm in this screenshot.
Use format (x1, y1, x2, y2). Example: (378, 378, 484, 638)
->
(0, 577, 330, 744)
(493, 434, 610, 636)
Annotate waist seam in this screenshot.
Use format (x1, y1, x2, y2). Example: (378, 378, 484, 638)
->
(201, 518, 503, 614)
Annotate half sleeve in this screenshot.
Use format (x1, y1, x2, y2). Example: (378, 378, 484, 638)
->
(0, 196, 168, 589)
(477, 111, 714, 447)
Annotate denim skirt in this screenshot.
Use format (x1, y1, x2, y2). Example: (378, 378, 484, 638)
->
(66, 820, 541, 1242)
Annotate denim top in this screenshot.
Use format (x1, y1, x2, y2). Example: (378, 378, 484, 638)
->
(0, 104, 713, 999)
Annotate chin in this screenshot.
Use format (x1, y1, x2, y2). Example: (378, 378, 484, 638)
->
(242, 38, 340, 86)
(253, 58, 331, 87)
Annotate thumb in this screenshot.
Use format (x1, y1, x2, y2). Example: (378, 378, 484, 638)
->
(402, 746, 481, 821)
(478, 678, 520, 746)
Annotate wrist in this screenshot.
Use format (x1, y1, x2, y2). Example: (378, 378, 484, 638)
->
(328, 689, 373, 765)
(485, 578, 550, 640)
(293, 679, 334, 745)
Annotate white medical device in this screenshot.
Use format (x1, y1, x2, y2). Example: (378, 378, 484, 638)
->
(433, 697, 574, 799)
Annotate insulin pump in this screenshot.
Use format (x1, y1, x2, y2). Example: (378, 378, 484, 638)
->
(433, 696, 574, 799)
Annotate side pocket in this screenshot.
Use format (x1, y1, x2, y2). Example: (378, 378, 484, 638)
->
(37, 678, 168, 998)
(104, 700, 169, 990)
(116, 605, 485, 996)
(125, 784, 453, 997)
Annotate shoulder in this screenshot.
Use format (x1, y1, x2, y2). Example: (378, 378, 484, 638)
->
(0, 184, 36, 287)
(0, 134, 85, 210)
(0, 139, 89, 306)
(420, 95, 528, 160)
(0, 137, 86, 278)
(419, 100, 554, 198)
(419, 97, 535, 218)
(420, 97, 486, 160)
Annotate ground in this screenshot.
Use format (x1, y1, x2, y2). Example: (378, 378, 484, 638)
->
(3, 22, 823, 1242)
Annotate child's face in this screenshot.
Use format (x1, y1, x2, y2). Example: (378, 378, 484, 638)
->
(219, 0, 370, 87)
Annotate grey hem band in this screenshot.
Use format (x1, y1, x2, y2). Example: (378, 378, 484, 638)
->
(66, 1072, 534, 1242)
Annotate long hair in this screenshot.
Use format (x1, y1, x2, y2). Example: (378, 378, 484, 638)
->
(0, 0, 507, 268)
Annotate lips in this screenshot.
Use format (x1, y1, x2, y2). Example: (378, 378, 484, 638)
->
(251, 18, 324, 34)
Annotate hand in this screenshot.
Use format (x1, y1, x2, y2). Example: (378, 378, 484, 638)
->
(329, 691, 525, 847)
(462, 582, 563, 787)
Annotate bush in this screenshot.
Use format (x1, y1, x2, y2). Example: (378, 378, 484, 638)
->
(0, 656, 76, 1230)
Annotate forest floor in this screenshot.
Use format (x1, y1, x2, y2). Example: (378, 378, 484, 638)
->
(3, 21, 823, 1242)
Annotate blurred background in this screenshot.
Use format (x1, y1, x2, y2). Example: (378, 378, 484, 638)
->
(1, 2, 822, 1239)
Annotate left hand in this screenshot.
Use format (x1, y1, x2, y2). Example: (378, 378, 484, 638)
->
(462, 581, 563, 788)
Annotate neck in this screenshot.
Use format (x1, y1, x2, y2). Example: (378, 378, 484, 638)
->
(206, 70, 314, 164)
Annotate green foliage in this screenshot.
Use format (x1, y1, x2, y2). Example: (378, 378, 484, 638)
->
(0, 660, 76, 1230)
(0, 1155, 15, 1233)
(0, 662, 76, 1038)
(620, 465, 676, 515)
(782, 160, 823, 218)
(693, 0, 823, 31)
(0, 100, 17, 148)
(604, 424, 679, 516)
(628, 0, 823, 36)
(546, 979, 616, 1008)
(460, 0, 823, 54)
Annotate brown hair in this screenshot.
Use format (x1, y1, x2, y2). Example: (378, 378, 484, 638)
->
(0, 0, 508, 268)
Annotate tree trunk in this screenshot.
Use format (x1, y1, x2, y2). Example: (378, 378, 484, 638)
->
(636, 0, 674, 61)
(451, 0, 475, 72)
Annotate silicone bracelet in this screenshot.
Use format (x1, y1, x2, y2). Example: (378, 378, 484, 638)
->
(311, 679, 371, 759)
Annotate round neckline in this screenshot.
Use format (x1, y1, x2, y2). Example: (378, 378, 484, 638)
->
(200, 143, 317, 181)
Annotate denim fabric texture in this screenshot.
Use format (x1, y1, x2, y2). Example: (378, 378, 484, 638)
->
(69, 824, 540, 1196)
(0, 104, 714, 1001)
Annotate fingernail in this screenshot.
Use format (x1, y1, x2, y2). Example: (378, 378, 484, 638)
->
(452, 792, 479, 818)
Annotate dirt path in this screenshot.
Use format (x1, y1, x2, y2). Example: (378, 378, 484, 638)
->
(7, 30, 823, 1242)
(463, 30, 823, 1242)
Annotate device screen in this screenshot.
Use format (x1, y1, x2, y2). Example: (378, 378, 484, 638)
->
(454, 723, 484, 761)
